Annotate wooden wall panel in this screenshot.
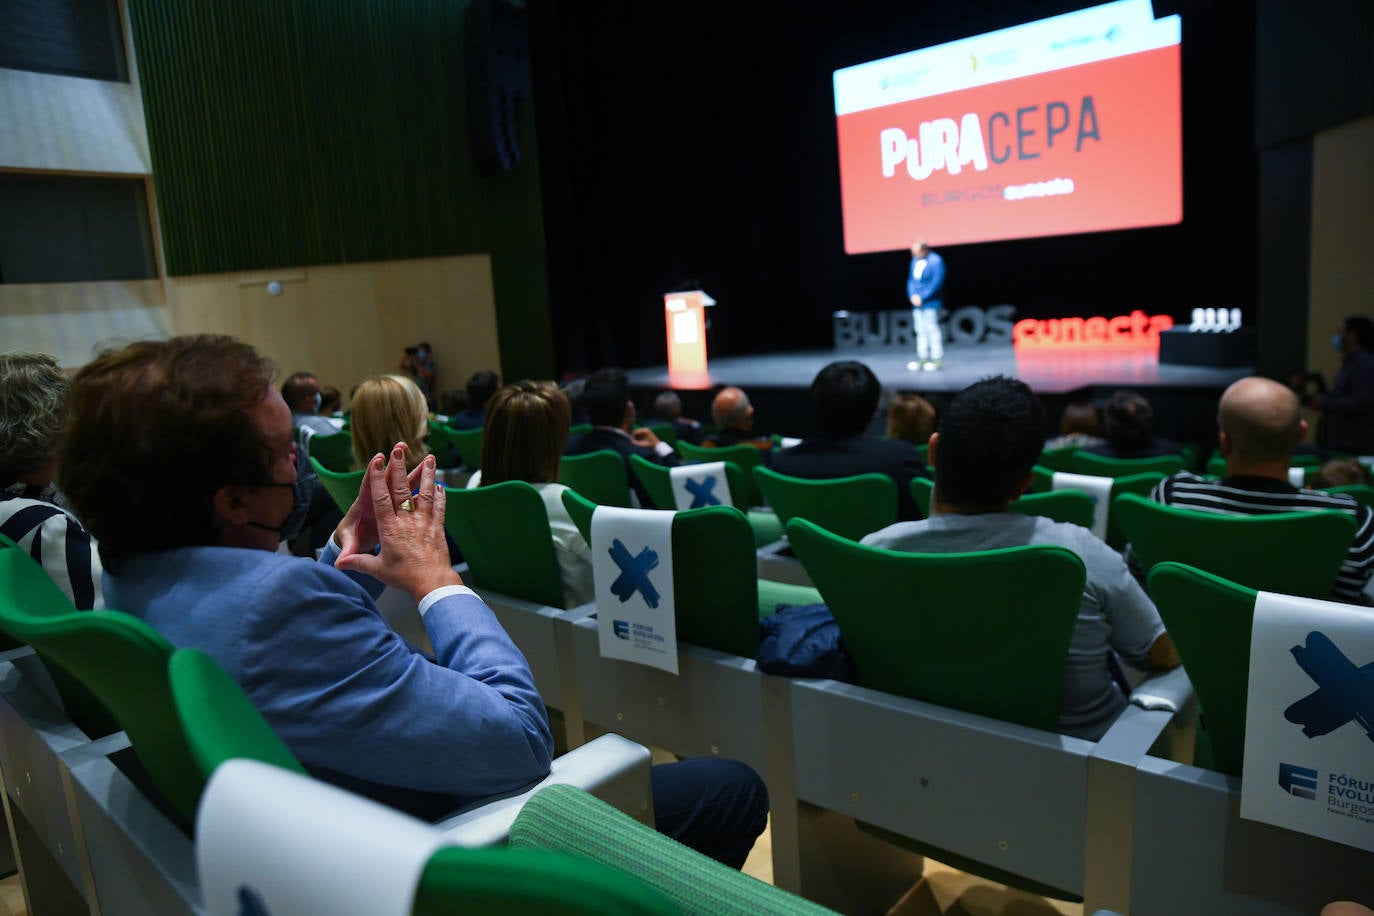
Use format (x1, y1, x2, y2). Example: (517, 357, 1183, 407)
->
(0, 279, 167, 366)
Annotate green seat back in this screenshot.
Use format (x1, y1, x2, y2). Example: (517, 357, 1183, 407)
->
(0, 549, 121, 736)
(445, 425, 485, 471)
(1146, 562, 1258, 777)
(0, 552, 200, 823)
(425, 421, 466, 470)
(1113, 492, 1357, 598)
(415, 845, 678, 916)
(1206, 451, 1321, 477)
(754, 466, 896, 541)
(569, 424, 592, 437)
(1324, 483, 1374, 508)
(309, 456, 365, 514)
(305, 429, 354, 472)
(0, 533, 27, 652)
(909, 476, 1097, 531)
(785, 518, 1085, 732)
(1036, 445, 1081, 472)
(628, 456, 784, 550)
(167, 648, 306, 779)
(443, 481, 568, 608)
(635, 421, 676, 446)
(628, 453, 749, 510)
(559, 450, 633, 507)
(562, 490, 764, 657)
(676, 441, 766, 505)
(1102, 471, 1167, 549)
(1063, 451, 1186, 478)
(1010, 489, 1097, 529)
(509, 783, 836, 916)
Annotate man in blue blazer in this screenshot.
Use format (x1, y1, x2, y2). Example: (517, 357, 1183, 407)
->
(907, 237, 946, 371)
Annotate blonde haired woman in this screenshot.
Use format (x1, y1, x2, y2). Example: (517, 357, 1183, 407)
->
(349, 374, 431, 472)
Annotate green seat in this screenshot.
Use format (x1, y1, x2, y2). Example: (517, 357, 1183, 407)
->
(563, 491, 820, 657)
(305, 428, 354, 472)
(425, 420, 467, 470)
(559, 450, 634, 507)
(1205, 451, 1321, 478)
(443, 481, 568, 609)
(309, 455, 365, 514)
(1114, 492, 1357, 598)
(0, 548, 120, 736)
(753, 466, 896, 542)
(909, 477, 1097, 531)
(444, 425, 485, 471)
(676, 440, 767, 506)
(635, 421, 676, 446)
(1324, 483, 1374, 508)
(168, 647, 306, 779)
(1036, 445, 1081, 473)
(628, 454, 784, 548)
(0, 551, 199, 825)
(1145, 562, 1260, 777)
(785, 518, 1084, 732)
(1062, 451, 1186, 478)
(510, 783, 837, 916)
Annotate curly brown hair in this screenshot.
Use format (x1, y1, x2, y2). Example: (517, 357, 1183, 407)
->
(56, 335, 278, 572)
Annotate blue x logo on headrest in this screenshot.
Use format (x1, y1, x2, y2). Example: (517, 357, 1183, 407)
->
(684, 475, 721, 508)
(1285, 631, 1374, 742)
(608, 538, 661, 608)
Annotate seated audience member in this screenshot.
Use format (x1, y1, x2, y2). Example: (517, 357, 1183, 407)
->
(1044, 400, 1105, 452)
(1082, 389, 1182, 459)
(398, 341, 438, 409)
(703, 386, 774, 456)
(1137, 376, 1374, 604)
(479, 381, 592, 606)
(280, 371, 346, 554)
(349, 374, 432, 473)
(57, 335, 767, 866)
(861, 376, 1180, 740)
(350, 374, 460, 564)
(1303, 314, 1374, 455)
(1310, 457, 1373, 489)
(449, 370, 501, 430)
(771, 360, 930, 520)
(317, 384, 343, 420)
(644, 390, 706, 446)
(564, 367, 681, 507)
(0, 351, 103, 609)
(885, 392, 936, 448)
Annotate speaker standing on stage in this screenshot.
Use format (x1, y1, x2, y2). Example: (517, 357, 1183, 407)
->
(907, 238, 946, 372)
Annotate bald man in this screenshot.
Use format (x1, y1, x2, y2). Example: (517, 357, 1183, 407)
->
(1135, 376, 1374, 604)
(703, 386, 775, 455)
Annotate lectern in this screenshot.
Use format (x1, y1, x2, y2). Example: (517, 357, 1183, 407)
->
(663, 290, 715, 382)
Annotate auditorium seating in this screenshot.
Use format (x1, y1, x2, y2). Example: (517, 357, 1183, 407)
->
(629, 454, 784, 549)
(1113, 492, 1356, 598)
(559, 449, 634, 507)
(909, 476, 1098, 531)
(1062, 451, 1188, 478)
(302, 428, 353, 473)
(308, 456, 364, 514)
(675, 440, 768, 506)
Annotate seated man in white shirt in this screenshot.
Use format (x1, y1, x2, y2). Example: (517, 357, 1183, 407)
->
(861, 375, 1180, 740)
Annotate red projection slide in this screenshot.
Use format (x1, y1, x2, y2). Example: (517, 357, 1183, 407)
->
(834, 1, 1182, 253)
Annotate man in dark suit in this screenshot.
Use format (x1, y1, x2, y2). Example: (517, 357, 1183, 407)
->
(771, 360, 930, 520)
(564, 367, 680, 506)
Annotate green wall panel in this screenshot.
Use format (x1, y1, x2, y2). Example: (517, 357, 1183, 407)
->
(127, 0, 554, 376)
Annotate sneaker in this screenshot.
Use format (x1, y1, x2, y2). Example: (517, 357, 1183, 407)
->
(921, 360, 938, 371)
(906, 360, 922, 371)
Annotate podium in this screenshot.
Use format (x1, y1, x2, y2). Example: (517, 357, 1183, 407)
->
(663, 289, 715, 384)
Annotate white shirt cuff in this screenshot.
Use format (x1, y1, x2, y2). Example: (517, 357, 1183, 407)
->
(418, 584, 479, 617)
(653, 441, 676, 458)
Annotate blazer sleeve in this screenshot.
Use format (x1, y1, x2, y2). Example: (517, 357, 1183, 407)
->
(236, 561, 553, 801)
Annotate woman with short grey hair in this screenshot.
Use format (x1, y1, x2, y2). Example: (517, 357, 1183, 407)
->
(0, 351, 103, 609)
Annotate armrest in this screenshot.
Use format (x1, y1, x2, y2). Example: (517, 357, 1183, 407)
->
(435, 733, 653, 847)
(1128, 665, 1194, 714)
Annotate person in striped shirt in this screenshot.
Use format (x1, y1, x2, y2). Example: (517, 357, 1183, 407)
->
(1139, 376, 1374, 604)
(0, 351, 103, 610)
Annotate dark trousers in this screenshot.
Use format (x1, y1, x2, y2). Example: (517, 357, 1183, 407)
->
(650, 757, 770, 870)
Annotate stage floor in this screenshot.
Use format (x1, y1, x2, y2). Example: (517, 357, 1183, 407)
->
(625, 341, 1252, 396)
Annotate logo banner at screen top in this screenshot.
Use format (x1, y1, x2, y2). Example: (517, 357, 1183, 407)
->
(1241, 590, 1374, 853)
(833, 0, 1181, 253)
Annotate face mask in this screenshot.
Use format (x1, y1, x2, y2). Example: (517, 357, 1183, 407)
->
(1332, 333, 1345, 353)
(246, 476, 312, 542)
